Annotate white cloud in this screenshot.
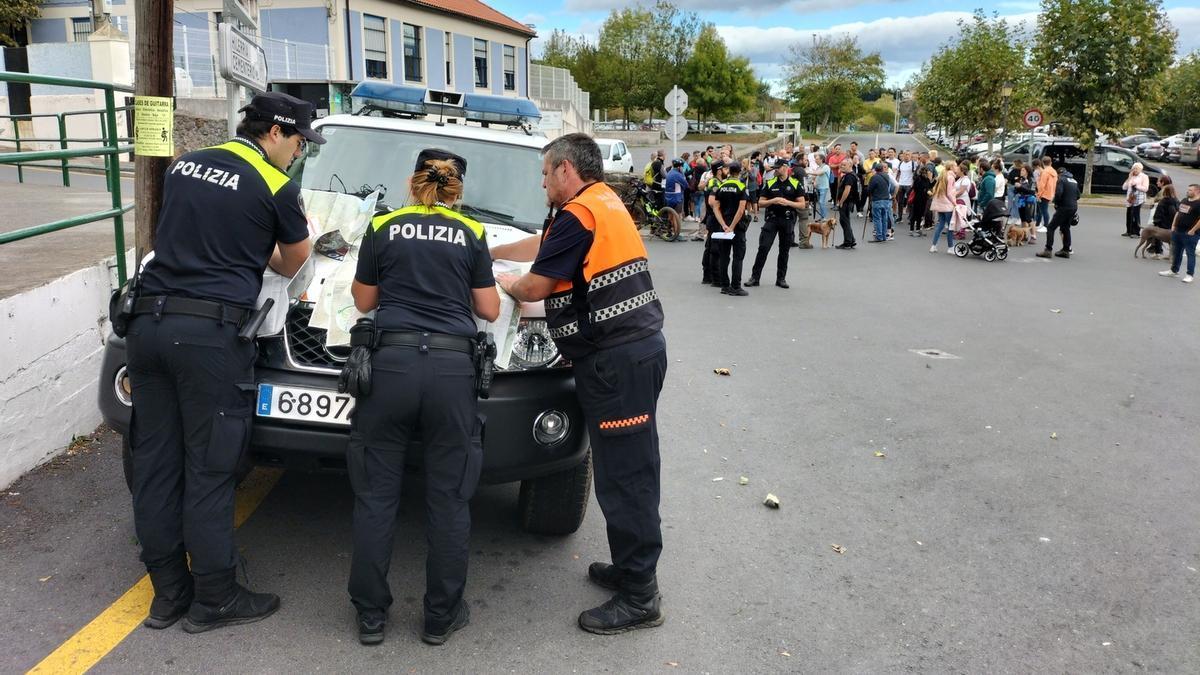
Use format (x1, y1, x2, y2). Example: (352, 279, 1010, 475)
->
(563, 0, 879, 14)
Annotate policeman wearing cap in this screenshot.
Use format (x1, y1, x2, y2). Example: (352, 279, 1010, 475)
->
(125, 92, 322, 633)
(711, 161, 751, 296)
(346, 150, 500, 646)
(701, 160, 726, 286)
(748, 161, 805, 288)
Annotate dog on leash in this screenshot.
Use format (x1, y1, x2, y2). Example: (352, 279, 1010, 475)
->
(1134, 226, 1173, 259)
(806, 217, 838, 249)
(1006, 224, 1033, 246)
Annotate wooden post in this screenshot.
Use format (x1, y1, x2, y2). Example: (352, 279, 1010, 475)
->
(133, 0, 174, 254)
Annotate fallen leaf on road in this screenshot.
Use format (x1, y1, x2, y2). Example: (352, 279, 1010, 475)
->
(666, 662, 680, 668)
(739, 476, 749, 485)
(1039, 537, 1051, 542)
(39, 575, 52, 582)
(779, 650, 792, 657)
(1050, 432, 1058, 440)
(712, 477, 724, 482)
(874, 451, 886, 458)
(763, 493, 780, 509)
(1050, 308, 1062, 313)
(713, 368, 731, 376)
(831, 544, 846, 554)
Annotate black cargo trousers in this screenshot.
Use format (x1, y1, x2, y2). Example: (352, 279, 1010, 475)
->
(125, 314, 256, 578)
(346, 344, 482, 633)
(750, 216, 794, 282)
(573, 331, 668, 582)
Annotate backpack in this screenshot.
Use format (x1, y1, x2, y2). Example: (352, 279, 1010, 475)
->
(643, 162, 655, 185)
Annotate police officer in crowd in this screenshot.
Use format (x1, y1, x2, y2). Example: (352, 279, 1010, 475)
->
(712, 161, 751, 296)
(126, 92, 321, 632)
(490, 134, 668, 635)
(701, 160, 726, 286)
(347, 150, 500, 646)
(1036, 161, 1080, 260)
(748, 161, 805, 288)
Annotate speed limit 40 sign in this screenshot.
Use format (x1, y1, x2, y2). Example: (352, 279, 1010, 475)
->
(1022, 108, 1044, 129)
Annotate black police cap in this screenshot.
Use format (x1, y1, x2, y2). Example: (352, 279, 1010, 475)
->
(710, 160, 726, 172)
(238, 91, 326, 144)
(415, 148, 467, 177)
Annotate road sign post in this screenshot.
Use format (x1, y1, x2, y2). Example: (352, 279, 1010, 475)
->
(219, 2, 266, 138)
(663, 86, 688, 162)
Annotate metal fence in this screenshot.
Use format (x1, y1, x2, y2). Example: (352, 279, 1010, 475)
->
(173, 24, 331, 98)
(528, 64, 590, 116)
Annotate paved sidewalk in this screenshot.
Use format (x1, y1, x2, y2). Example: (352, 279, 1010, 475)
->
(0, 181, 134, 297)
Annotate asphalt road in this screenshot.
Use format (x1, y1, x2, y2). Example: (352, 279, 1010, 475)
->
(3, 204, 1199, 672)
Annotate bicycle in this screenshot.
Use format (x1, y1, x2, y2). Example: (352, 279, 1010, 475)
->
(624, 180, 681, 242)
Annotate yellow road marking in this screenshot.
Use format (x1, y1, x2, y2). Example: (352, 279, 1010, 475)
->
(27, 468, 283, 675)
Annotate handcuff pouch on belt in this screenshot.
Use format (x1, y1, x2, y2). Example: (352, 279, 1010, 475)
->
(473, 331, 497, 399)
(108, 271, 142, 339)
(338, 317, 376, 398)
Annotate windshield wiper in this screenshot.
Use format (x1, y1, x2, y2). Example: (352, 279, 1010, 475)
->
(458, 204, 538, 233)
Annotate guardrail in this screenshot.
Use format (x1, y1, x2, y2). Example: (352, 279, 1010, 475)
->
(0, 71, 135, 285)
(0, 105, 132, 187)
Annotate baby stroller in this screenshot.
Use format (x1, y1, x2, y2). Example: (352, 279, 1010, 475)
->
(954, 198, 1009, 262)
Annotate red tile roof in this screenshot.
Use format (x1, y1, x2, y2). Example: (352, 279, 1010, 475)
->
(406, 0, 537, 37)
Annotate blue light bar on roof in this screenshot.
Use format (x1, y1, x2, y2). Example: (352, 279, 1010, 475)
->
(350, 82, 541, 126)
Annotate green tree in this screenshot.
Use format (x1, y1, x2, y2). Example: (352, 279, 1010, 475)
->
(1033, 0, 1177, 193)
(913, 12, 1032, 151)
(0, 0, 40, 48)
(680, 25, 757, 125)
(783, 35, 885, 132)
(1149, 52, 1200, 133)
(649, 0, 702, 111)
(595, 7, 660, 129)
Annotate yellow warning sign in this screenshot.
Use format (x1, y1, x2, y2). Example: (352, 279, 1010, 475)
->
(134, 96, 174, 157)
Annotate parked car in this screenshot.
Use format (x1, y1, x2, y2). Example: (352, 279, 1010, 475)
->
(99, 83, 594, 536)
(727, 124, 753, 134)
(595, 138, 634, 173)
(1118, 134, 1156, 149)
(1178, 129, 1200, 167)
(1163, 135, 1185, 163)
(707, 122, 729, 134)
(1135, 139, 1167, 160)
(1032, 141, 1165, 196)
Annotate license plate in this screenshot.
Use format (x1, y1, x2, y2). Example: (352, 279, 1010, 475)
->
(256, 384, 354, 427)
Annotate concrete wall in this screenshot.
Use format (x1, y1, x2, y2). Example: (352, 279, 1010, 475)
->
(0, 251, 132, 491)
(426, 28, 446, 90)
(598, 131, 663, 147)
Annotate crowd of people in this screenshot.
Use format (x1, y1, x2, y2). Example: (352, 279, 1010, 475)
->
(639, 137, 1200, 288)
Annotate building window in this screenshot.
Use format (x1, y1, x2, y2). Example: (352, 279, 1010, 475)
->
(474, 38, 488, 88)
(444, 32, 453, 86)
(403, 23, 422, 82)
(503, 45, 516, 91)
(363, 14, 388, 80)
(72, 17, 93, 42)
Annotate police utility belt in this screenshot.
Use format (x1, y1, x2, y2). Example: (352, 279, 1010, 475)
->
(111, 286, 273, 343)
(337, 318, 497, 400)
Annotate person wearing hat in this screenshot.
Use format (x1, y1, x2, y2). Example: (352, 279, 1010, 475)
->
(700, 160, 727, 285)
(125, 91, 323, 633)
(748, 161, 805, 288)
(347, 149, 500, 646)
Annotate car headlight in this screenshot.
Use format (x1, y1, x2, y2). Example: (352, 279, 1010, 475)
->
(509, 319, 559, 369)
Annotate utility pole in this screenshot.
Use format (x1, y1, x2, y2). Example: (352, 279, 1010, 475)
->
(133, 0, 174, 254)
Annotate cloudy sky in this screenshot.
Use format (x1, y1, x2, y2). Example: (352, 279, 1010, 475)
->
(488, 0, 1200, 90)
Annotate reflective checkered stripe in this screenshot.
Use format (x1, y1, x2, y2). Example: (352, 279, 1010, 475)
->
(599, 413, 650, 431)
(545, 293, 572, 311)
(590, 290, 659, 324)
(549, 321, 579, 339)
(587, 259, 648, 293)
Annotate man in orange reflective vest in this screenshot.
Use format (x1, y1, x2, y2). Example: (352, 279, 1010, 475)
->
(491, 133, 668, 635)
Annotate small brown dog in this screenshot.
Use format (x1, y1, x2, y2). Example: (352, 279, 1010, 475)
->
(1134, 226, 1173, 258)
(806, 217, 838, 248)
(1006, 224, 1033, 246)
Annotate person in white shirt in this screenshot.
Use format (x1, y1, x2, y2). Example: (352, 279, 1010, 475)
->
(895, 151, 918, 223)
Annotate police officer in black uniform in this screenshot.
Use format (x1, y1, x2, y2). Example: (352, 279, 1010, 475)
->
(126, 92, 321, 633)
(712, 161, 751, 296)
(748, 161, 805, 288)
(700, 160, 725, 286)
(347, 150, 500, 646)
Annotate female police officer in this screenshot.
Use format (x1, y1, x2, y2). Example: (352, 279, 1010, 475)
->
(346, 150, 500, 647)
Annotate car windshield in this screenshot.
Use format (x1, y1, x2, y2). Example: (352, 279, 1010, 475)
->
(596, 141, 613, 156)
(291, 124, 545, 231)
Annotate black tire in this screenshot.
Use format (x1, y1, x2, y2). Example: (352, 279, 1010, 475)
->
(954, 242, 970, 258)
(983, 249, 997, 262)
(518, 449, 592, 536)
(121, 434, 253, 494)
(658, 207, 681, 241)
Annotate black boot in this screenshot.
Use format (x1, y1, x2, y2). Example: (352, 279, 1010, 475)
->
(578, 576, 664, 635)
(587, 562, 624, 591)
(144, 560, 193, 629)
(775, 279, 790, 289)
(358, 612, 385, 646)
(745, 278, 760, 287)
(421, 601, 470, 645)
(181, 569, 280, 634)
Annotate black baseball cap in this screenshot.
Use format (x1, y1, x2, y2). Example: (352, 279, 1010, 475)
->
(728, 160, 743, 173)
(415, 148, 468, 177)
(238, 91, 326, 144)
(710, 160, 726, 172)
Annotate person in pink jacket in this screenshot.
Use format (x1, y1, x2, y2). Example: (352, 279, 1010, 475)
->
(1122, 163, 1150, 237)
(929, 170, 957, 254)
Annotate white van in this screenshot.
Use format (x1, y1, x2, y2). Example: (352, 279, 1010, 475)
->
(594, 138, 634, 173)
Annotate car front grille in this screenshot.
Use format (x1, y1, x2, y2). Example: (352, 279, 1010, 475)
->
(285, 306, 349, 371)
